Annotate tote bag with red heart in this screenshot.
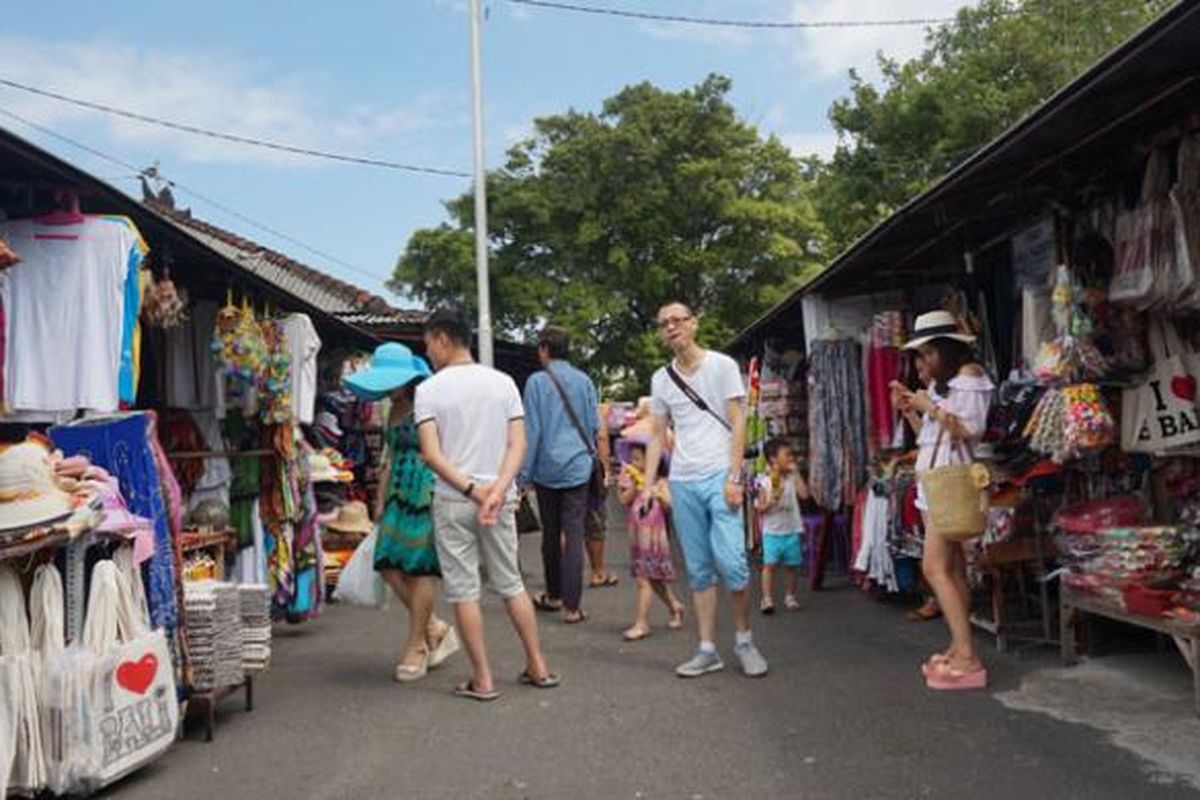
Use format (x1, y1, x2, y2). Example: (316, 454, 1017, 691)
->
(81, 559, 177, 787)
(1123, 318, 1200, 452)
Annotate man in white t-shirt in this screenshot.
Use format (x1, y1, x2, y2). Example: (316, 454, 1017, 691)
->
(643, 302, 767, 678)
(415, 308, 559, 701)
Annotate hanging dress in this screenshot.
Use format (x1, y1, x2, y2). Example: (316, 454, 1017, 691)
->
(373, 416, 440, 576)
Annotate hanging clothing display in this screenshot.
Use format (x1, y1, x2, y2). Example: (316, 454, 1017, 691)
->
(0, 217, 143, 413)
(260, 423, 322, 622)
(282, 313, 321, 425)
(165, 300, 221, 411)
(808, 338, 869, 510)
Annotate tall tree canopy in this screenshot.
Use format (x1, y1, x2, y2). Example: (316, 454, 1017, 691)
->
(816, 0, 1175, 252)
(393, 75, 825, 391)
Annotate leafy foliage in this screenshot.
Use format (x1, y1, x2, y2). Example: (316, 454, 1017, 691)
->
(815, 0, 1175, 252)
(393, 75, 825, 392)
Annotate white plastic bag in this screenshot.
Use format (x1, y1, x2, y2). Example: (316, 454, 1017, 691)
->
(334, 530, 390, 608)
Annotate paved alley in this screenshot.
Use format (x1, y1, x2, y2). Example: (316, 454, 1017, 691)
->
(102, 533, 1200, 800)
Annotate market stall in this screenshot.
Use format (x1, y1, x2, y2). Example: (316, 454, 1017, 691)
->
(728, 0, 1200, 710)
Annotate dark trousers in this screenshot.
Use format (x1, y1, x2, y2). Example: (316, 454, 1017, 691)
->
(535, 483, 590, 611)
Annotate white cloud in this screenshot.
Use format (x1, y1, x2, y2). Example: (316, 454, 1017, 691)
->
(0, 36, 455, 168)
(779, 130, 840, 161)
(636, 20, 752, 47)
(789, 0, 965, 80)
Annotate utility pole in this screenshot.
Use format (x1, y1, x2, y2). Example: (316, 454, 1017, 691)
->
(468, 0, 494, 366)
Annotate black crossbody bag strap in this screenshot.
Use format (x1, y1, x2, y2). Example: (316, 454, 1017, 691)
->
(543, 366, 597, 456)
(666, 364, 732, 432)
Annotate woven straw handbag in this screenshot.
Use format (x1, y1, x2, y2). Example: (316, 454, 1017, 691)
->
(918, 430, 991, 542)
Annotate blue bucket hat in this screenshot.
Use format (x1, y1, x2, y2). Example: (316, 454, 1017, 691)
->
(343, 342, 431, 401)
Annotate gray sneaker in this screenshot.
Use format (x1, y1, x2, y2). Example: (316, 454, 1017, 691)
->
(675, 649, 724, 678)
(735, 642, 768, 677)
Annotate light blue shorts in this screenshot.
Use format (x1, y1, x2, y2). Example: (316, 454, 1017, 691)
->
(762, 533, 803, 567)
(669, 471, 750, 592)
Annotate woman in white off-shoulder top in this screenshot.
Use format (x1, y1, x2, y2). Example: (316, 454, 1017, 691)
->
(892, 311, 994, 692)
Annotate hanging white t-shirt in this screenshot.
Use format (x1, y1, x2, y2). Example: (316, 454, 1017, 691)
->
(650, 351, 745, 481)
(414, 362, 524, 500)
(281, 313, 321, 425)
(0, 218, 136, 413)
(755, 474, 805, 535)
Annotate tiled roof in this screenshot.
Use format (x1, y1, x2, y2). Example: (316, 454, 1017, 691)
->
(149, 203, 428, 329)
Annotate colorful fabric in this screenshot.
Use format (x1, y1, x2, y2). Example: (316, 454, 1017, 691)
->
(373, 417, 440, 576)
(619, 468, 675, 582)
(49, 411, 178, 633)
(808, 339, 869, 510)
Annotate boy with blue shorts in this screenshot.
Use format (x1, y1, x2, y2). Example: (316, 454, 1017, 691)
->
(755, 439, 810, 614)
(642, 302, 768, 679)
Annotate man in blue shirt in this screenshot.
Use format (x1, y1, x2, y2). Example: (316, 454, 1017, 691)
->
(519, 326, 601, 624)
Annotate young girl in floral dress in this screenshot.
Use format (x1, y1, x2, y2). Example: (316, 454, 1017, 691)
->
(617, 440, 685, 641)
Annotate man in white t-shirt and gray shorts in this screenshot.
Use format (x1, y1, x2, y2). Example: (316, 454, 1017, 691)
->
(415, 308, 559, 701)
(642, 301, 768, 678)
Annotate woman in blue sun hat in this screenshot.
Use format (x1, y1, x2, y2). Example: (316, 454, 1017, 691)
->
(344, 342, 460, 682)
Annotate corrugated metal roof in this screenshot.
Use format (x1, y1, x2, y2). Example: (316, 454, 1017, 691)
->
(728, 1, 1200, 352)
(154, 206, 429, 329)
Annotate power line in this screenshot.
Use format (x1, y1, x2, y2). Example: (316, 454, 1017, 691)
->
(0, 76, 470, 178)
(508, 0, 957, 29)
(0, 105, 396, 287)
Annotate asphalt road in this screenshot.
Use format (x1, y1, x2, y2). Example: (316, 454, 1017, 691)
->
(103, 528, 1200, 800)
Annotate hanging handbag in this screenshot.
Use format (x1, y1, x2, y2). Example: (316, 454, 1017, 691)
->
(81, 559, 178, 787)
(516, 494, 541, 535)
(918, 429, 990, 542)
(0, 564, 47, 795)
(1122, 317, 1200, 452)
(542, 366, 605, 497)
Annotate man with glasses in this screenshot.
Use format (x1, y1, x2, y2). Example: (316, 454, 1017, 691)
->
(641, 302, 767, 678)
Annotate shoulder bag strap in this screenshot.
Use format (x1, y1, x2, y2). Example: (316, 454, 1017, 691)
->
(543, 366, 597, 457)
(666, 363, 732, 432)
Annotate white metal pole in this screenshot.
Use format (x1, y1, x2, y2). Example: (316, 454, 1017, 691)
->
(469, 0, 494, 366)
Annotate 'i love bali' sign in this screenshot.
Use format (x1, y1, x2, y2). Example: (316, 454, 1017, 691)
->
(1124, 356, 1200, 452)
(94, 631, 179, 785)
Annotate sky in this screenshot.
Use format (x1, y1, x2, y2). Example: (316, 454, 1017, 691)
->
(0, 0, 965, 304)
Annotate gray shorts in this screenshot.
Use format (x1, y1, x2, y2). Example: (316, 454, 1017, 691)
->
(433, 496, 525, 603)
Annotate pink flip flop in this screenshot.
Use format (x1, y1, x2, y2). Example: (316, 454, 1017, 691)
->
(925, 661, 988, 691)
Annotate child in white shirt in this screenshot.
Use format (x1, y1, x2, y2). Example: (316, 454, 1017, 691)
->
(754, 439, 810, 614)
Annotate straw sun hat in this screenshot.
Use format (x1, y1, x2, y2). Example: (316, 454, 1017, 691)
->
(0, 441, 75, 533)
(903, 310, 977, 351)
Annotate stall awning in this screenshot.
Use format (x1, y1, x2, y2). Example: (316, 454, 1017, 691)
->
(729, 0, 1200, 354)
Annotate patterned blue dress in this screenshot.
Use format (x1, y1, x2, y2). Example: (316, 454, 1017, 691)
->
(373, 416, 440, 576)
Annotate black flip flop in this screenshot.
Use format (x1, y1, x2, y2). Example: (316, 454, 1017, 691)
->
(454, 680, 501, 702)
(563, 609, 588, 625)
(532, 592, 563, 612)
(518, 670, 561, 689)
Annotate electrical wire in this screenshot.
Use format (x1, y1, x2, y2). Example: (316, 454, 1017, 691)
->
(0, 76, 470, 178)
(0, 105, 396, 287)
(508, 0, 958, 29)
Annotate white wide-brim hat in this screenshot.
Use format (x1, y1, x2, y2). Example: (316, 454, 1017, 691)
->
(0, 441, 75, 533)
(903, 310, 976, 350)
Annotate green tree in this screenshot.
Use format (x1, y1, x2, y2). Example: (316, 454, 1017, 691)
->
(393, 75, 825, 392)
(816, 0, 1175, 252)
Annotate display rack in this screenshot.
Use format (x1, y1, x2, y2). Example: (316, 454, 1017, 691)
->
(1061, 585, 1200, 716)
